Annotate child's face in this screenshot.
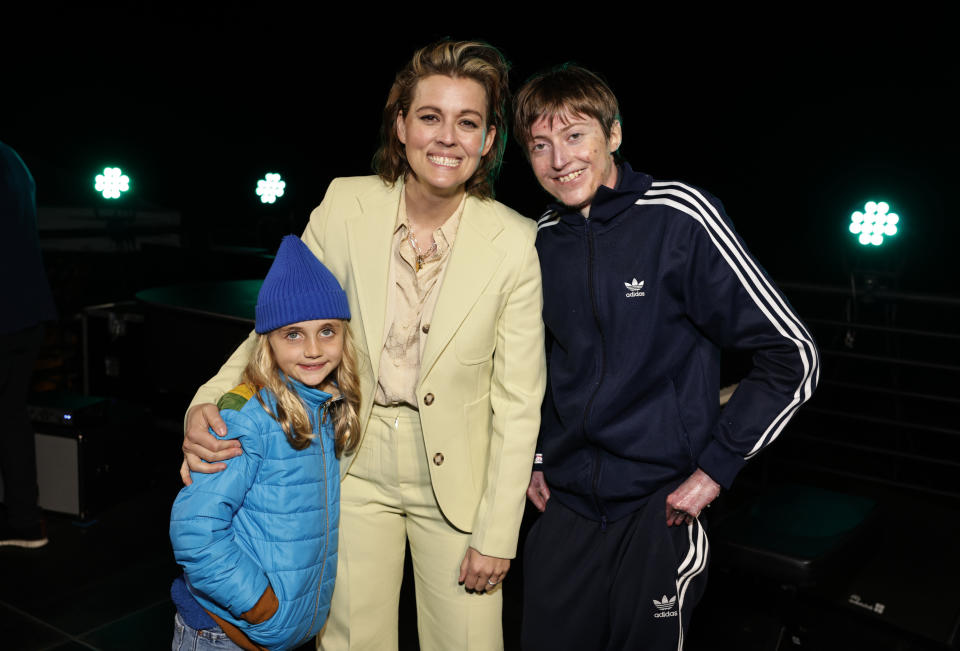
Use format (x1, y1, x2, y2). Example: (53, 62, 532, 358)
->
(268, 319, 344, 389)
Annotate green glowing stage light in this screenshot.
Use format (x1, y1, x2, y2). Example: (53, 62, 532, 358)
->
(94, 167, 130, 199)
(849, 200, 899, 246)
(256, 173, 286, 204)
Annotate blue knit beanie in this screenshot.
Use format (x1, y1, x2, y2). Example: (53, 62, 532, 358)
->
(255, 235, 350, 333)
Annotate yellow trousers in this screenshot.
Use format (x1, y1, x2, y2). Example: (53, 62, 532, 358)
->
(318, 405, 503, 651)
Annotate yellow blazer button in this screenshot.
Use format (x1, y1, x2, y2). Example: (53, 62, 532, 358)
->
(424, 393, 435, 405)
(433, 452, 444, 465)
(422, 324, 430, 334)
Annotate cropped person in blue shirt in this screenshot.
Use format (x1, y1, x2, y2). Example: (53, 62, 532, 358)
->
(169, 235, 360, 651)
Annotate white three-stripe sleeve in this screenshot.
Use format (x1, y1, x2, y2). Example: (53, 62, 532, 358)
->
(636, 183, 819, 460)
(537, 212, 560, 231)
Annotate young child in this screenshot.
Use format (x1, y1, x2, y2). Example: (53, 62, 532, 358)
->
(169, 235, 360, 651)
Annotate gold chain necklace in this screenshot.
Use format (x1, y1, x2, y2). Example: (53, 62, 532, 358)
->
(407, 229, 439, 272)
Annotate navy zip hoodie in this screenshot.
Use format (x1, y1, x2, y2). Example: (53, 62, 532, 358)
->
(535, 163, 819, 523)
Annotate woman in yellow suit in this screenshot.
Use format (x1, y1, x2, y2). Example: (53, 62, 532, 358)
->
(180, 41, 545, 651)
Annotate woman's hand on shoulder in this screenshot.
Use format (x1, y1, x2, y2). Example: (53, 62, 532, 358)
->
(179, 403, 242, 486)
(458, 547, 510, 593)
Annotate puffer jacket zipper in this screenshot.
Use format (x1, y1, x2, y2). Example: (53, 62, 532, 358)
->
(303, 396, 340, 642)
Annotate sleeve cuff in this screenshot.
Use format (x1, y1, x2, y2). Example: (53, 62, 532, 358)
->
(696, 439, 745, 490)
(229, 572, 271, 618)
(241, 584, 279, 624)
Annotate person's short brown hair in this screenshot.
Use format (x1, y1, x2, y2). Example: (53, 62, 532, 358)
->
(372, 40, 511, 200)
(513, 64, 622, 160)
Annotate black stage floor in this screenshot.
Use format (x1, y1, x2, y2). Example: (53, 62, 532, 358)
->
(2, 428, 957, 651)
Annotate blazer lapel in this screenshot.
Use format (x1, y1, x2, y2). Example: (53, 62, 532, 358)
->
(420, 199, 505, 382)
(346, 182, 399, 381)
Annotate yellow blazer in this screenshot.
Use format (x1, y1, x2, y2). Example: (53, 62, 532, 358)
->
(191, 176, 546, 558)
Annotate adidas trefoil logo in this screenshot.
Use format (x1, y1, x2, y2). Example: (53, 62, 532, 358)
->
(624, 278, 646, 298)
(653, 595, 676, 611)
(653, 594, 678, 618)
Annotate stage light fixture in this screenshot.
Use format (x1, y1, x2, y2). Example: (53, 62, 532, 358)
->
(256, 173, 286, 204)
(849, 200, 899, 246)
(94, 167, 130, 199)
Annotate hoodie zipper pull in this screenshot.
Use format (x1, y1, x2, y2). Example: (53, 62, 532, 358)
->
(600, 515, 608, 532)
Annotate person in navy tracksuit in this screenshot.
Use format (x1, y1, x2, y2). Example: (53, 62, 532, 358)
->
(513, 65, 820, 650)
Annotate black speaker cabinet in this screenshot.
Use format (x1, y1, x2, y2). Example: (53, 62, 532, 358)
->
(0, 426, 109, 521)
(1, 394, 113, 521)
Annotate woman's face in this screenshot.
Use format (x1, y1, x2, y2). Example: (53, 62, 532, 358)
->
(397, 74, 495, 199)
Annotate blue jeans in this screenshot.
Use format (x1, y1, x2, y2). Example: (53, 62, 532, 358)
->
(172, 612, 243, 651)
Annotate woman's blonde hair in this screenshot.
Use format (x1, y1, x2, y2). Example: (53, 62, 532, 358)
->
(372, 39, 511, 200)
(242, 323, 361, 457)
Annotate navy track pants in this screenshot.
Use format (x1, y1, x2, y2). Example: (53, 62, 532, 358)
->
(521, 482, 709, 651)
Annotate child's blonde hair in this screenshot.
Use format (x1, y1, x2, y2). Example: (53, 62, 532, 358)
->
(242, 323, 361, 457)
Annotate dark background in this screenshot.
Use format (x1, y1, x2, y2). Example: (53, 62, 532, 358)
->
(3, 7, 960, 650)
(5, 5, 958, 295)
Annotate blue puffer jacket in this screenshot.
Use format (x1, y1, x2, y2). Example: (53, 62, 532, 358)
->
(170, 379, 339, 650)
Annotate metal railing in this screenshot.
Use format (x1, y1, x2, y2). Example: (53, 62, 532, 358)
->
(756, 278, 960, 501)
